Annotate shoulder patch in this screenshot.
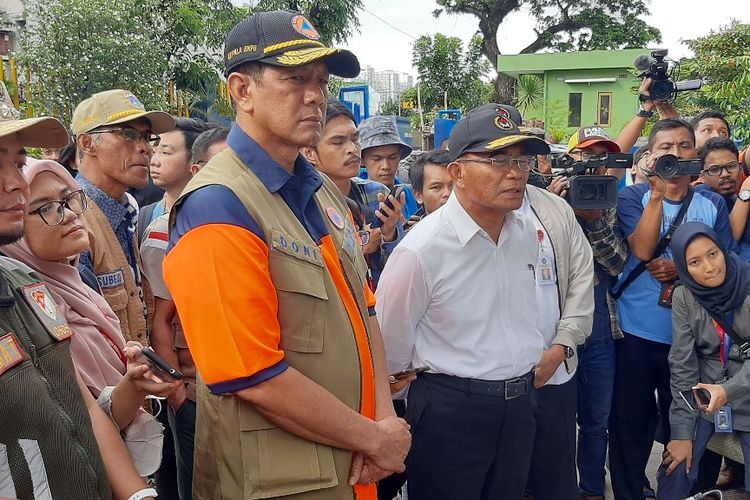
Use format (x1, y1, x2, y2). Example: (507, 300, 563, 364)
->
(0, 332, 27, 376)
(21, 283, 72, 342)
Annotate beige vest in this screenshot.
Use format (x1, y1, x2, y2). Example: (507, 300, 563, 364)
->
(83, 198, 153, 344)
(173, 148, 375, 500)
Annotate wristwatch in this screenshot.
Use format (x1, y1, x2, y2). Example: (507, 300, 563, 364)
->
(739, 188, 750, 202)
(637, 107, 654, 118)
(556, 344, 575, 359)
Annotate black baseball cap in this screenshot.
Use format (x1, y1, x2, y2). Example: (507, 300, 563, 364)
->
(224, 10, 360, 78)
(448, 104, 550, 162)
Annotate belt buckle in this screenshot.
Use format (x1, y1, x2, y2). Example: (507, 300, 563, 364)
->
(504, 376, 528, 400)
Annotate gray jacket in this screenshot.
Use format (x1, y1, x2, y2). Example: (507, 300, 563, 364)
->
(669, 285, 750, 439)
(526, 186, 595, 370)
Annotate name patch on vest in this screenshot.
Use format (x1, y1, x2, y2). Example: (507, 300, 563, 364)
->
(271, 228, 324, 267)
(97, 269, 126, 289)
(0, 332, 27, 376)
(21, 283, 73, 342)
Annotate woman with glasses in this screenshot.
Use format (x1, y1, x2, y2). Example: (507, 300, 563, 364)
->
(1, 159, 179, 474)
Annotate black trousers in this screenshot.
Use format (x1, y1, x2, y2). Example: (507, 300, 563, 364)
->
(524, 377, 578, 500)
(609, 333, 672, 500)
(405, 372, 537, 500)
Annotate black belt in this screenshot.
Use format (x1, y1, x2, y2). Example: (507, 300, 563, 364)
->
(422, 371, 534, 400)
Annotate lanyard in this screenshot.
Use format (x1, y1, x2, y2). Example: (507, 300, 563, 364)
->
(712, 312, 735, 369)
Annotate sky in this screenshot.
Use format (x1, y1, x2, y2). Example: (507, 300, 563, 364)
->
(346, 0, 749, 77)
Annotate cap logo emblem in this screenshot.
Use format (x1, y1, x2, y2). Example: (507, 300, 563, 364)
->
(582, 126, 607, 139)
(291, 15, 320, 40)
(127, 94, 145, 110)
(493, 108, 514, 131)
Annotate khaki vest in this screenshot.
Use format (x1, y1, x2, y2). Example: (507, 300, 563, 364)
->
(172, 148, 375, 500)
(0, 257, 111, 499)
(82, 198, 153, 344)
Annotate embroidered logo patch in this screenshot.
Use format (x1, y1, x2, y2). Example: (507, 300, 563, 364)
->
(0, 332, 27, 376)
(97, 269, 126, 289)
(326, 207, 345, 229)
(271, 228, 324, 267)
(493, 107, 514, 130)
(291, 15, 321, 40)
(21, 283, 73, 342)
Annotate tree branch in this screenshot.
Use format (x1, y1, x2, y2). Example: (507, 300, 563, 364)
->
(520, 18, 586, 54)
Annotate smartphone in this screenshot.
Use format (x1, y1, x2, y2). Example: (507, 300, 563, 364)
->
(140, 347, 184, 381)
(391, 366, 429, 380)
(370, 185, 406, 229)
(679, 388, 710, 411)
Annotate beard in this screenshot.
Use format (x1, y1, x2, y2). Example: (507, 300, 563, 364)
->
(0, 228, 24, 245)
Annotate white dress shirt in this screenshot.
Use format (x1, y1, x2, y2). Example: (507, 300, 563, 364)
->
(519, 197, 573, 385)
(376, 192, 545, 381)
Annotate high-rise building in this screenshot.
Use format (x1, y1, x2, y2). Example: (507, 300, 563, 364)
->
(346, 65, 415, 112)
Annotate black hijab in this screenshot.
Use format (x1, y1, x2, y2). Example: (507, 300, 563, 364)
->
(672, 221, 750, 320)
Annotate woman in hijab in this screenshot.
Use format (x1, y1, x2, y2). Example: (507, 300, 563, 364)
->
(1, 159, 178, 471)
(657, 221, 750, 499)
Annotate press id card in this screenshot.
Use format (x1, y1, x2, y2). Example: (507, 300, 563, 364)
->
(715, 406, 733, 433)
(536, 248, 556, 286)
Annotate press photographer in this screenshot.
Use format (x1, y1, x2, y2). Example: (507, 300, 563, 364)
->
(544, 126, 630, 499)
(634, 49, 702, 102)
(609, 118, 737, 499)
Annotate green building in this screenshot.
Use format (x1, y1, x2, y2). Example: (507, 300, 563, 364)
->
(498, 48, 650, 143)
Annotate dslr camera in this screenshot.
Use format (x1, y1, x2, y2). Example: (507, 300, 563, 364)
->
(634, 49, 702, 101)
(642, 154, 702, 179)
(551, 153, 633, 209)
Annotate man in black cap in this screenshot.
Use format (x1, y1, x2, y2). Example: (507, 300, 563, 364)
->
(377, 104, 550, 500)
(163, 10, 410, 500)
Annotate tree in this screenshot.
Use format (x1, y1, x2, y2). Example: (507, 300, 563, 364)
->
(676, 21, 750, 145)
(433, 0, 661, 103)
(254, 0, 364, 44)
(19, 0, 249, 123)
(19, 0, 170, 122)
(412, 33, 493, 116)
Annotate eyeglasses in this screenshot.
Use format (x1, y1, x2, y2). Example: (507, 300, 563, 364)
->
(456, 155, 536, 171)
(29, 190, 87, 226)
(570, 150, 604, 161)
(89, 127, 160, 147)
(703, 161, 740, 177)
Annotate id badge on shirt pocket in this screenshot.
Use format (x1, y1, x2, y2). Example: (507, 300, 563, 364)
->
(536, 248, 556, 286)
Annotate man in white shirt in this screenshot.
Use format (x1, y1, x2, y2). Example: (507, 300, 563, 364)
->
(376, 104, 550, 500)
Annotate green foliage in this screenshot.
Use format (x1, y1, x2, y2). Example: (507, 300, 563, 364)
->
(676, 21, 750, 146)
(412, 33, 492, 115)
(18, 0, 249, 124)
(433, 0, 661, 102)
(254, 0, 363, 44)
(515, 75, 544, 117)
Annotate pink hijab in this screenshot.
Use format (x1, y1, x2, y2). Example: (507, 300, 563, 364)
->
(1, 159, 127, 396)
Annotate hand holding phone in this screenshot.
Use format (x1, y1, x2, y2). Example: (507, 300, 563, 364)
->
(679, 388, 710, 411)
(140, 347, 184, 381)
(370, 185, 406, 229)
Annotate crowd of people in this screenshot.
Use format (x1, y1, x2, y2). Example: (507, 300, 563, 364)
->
(2, 8, 750, 500)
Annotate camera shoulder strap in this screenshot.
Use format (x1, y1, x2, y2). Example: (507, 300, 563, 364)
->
(612, 188, 694, 300)
(708, 311, 750, 359)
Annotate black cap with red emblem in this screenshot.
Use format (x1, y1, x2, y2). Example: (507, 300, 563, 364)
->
(448, 104, 550, 162)
(223, 10, 360, 78)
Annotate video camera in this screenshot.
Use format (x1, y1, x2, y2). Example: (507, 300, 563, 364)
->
(642, 154, 702, 179)
(634, 49, 702, 101)
(551, 153, 633, 210)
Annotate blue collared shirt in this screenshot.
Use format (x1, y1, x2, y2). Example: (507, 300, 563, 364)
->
(76, 174, 139, 283)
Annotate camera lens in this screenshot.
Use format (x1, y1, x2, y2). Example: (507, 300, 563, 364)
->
(655, 155, 679, 178)
(650, 80, 673, 101)
(577, 183, 603, 201)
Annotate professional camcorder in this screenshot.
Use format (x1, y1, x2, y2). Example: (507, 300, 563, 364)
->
(634, 49, 702, 101)
(642, 154, 703, 179)
(551, 153, 633, 210)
